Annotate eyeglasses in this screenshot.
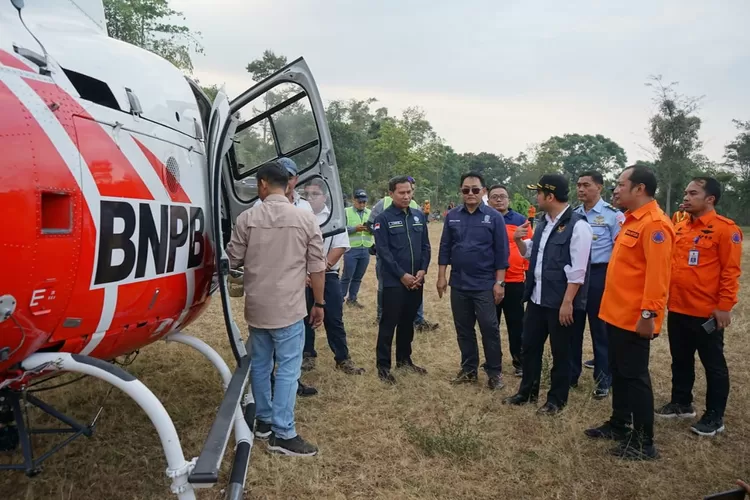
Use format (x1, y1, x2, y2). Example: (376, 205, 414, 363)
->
(461, 187, 482, 195)
(306, 192, 325, 198)
(489, 194, 508, 201)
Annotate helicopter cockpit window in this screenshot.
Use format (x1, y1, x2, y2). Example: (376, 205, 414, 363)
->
(229, 82, 321, 203)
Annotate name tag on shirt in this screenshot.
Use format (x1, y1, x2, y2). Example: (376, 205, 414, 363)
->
(688, 250, 699, 266)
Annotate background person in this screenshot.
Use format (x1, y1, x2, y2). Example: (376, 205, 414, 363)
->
(437, 173, 509, 390)
(302, 180, 366, 375)
(341, 189, 373, 309)
(487, 184, 531, 377)
(655, 177, 742, 437)
(503, 174, 593, 416)
(571, 170, 625, 399)
(372, 176, 432, 384)
(585, 165, 674, 461)
(226, 160, 324, 457)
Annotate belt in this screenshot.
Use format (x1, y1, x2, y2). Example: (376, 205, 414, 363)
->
(591, 262, 609, 268)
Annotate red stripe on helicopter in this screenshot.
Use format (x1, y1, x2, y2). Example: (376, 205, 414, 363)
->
(22, 78, 155, 201)
(131, 136, 192, 204)
(0, 49, 34, 72)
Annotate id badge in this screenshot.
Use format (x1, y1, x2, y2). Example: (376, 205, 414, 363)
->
(688, 249, 699, 266)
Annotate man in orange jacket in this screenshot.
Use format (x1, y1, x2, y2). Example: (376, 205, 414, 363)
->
(584, 165, 674, 461)
(655, 177, 743, 437)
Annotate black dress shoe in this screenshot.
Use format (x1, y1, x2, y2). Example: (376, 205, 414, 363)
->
(503, 393, 533, 405)
(536, 402, 562, 416)
(584, 421, 631, 441)
(297, 381, 318, 397)
(378, 368, 397, 384)
(396, 362, 427, 375)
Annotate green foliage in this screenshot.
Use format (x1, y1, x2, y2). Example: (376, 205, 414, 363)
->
(535, 133, 628, 184)
(646, 75, 703, 215)
(103, 0, 203, 73)
(199, 83, 219, 101)
(404, 415, 483, 460)
(246, 50, 288, 82)
(511, 192, 531, 215)
(210, 51, 749, 223)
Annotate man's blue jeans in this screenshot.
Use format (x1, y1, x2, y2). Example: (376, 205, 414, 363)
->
(250, 320, 304, 440)
(377, 257, 425, 324)
(340, 247, 370, 302)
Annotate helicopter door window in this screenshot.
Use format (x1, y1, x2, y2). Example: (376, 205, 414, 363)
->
(297, 176, 334, 228)
(229, 82, 321, 203)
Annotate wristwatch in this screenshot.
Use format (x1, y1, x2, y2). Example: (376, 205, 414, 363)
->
(314, 302, 326, 309)
(641, 310, 656, 319)
(496, 280, 506, 288)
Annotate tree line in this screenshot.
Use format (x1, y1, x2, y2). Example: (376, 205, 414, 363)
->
(104, 0, 750, 224)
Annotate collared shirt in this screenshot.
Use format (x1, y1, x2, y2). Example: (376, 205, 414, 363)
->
(226, 194, 325, 329)
(438, 203, 509, 291)
(599, 199, 674, 333)
(574, 198, 625, 264)
(521, 205, 593, 305)
(315, 205, 350, 273)
(254, 190, 313, 213)
(669, 210, 743, 317)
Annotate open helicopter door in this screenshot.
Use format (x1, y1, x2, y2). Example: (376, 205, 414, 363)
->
(206, 56, 345, 362)
(196, 58, 344, 493)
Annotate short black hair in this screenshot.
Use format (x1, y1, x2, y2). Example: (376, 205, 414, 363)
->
(305, 178, 326, 192)
(488, 184, 508, 195)
(579, 170, 604, 186)
(256, 160, 289, 189)
(389, 175, 412, 193)
(691, 176, 722, 206)
(460, 172, 485, 187)
(623, 165, 657, 197)
(546, 190, 569, 203)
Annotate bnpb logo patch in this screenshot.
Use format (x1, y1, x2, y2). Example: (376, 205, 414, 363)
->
(732, 232, 741, 244)
(651, 230, 666, 244)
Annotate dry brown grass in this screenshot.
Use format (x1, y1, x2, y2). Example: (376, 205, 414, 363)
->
(2, 223, 749, 500)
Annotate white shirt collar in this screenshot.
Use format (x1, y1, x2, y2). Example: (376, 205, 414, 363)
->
(545, 204, 570, 224)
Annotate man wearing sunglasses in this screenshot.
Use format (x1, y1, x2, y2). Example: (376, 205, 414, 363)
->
(437, 173, 509, 390)
(503, 174, 593, 415)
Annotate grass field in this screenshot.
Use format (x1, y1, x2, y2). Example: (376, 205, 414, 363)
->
(2, 223, 749, 500)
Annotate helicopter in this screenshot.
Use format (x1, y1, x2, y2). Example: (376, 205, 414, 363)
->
(0, 1, 346, 498)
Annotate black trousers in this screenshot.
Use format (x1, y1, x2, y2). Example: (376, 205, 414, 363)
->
(377, 285, 423, 370)
(496, 282, 525, 370)
(303, 273, 350, 363)
(451, 288, 502, 376)
(570, 264, 611, 389)
(518, 302, 580, 407)
(608, 324, 654, 445)
(667, 312, 730, 417)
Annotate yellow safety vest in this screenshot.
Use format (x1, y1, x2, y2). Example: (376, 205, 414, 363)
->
(383, 197, 419, 210)
(346, 206, 374, 248)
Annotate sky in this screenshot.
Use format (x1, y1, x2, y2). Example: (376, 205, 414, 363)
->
(173, 0, 750, 165)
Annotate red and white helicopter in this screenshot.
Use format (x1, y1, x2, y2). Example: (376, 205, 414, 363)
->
(0, 1, 345, 498)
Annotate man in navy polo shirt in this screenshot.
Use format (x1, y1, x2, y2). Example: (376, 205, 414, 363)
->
(437, 172, 510, 390)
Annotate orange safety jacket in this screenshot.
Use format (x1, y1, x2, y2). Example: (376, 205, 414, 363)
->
(668, 210, 743, 317)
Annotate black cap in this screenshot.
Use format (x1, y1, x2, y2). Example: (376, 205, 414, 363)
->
(527, 174, 569, 199)
(353, 189, 368, 201)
